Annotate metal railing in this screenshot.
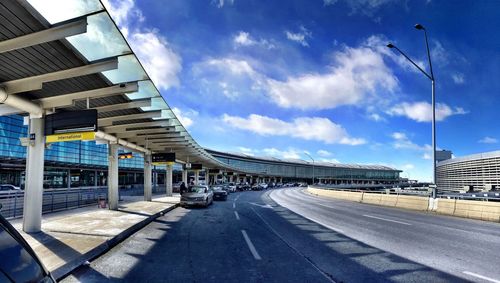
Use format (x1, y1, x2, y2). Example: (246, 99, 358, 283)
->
(0, 184, 169, 219)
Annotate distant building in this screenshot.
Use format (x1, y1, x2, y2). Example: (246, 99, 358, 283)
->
(437, 150, 500, 191)
(435, 150, 453, 162)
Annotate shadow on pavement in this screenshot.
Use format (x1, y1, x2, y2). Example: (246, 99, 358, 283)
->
(259, 191, 468, 283)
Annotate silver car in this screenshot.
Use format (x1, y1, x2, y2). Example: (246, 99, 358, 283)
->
(180, 185, 214, 207)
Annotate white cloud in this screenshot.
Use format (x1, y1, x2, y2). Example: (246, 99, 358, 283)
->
(451, 73, 465, 84)
(285, 26, 312, 47)
(387, 101, 468, 122)
(391, 132, 431, 151)
(222, 114, 365, 145)
(422, 153, 431, 160)
(233, 31, 275, 49)
(212, 0, 234, 8)
(102, 0, 182, 90)
(478, 137, 498, 144)
(368, 113, 385, 122)
(172, 107, 198, 128)
(234, 31, 255, 46)
(266, 37, 398, 110)
(317, 150, 332, 157)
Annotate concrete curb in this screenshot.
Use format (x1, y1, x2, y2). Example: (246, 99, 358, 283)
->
(53, 203, 179, 280)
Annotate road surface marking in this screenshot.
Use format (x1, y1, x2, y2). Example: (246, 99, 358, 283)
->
(363, 214, 411, 225)
(241, 230, 261, 260)
(249, 202, 273, 209)
(463, 271, 500, 283)
(233, 202, 236, 209)
(234, 211, 240, 220)
(235, 194, 241, 201)
(251, 208, 335, 282)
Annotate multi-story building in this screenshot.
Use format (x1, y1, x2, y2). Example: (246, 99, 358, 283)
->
(437, 150, 500, 191)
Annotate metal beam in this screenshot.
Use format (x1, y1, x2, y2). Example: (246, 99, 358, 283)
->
(92, 99, 151, 113)
(99, 111, 162, 127)
(126, 135, 186, 143)
(0, 18, 87, 54)
(115, 128, 173, 138)
(37, 82, 138, 109)
(102, 119, 171, 134)
(0, 58, 118, 94)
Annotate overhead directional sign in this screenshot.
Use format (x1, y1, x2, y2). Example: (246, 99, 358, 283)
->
(191, 163, 202, 170)
(46, 131, 96, 143)
(152, 153, 175, 165)
(45, 110, 98, 143)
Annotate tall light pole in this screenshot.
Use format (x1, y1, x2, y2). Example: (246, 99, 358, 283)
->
(387, 23, 437, 198)
(304, 152, 315, 185)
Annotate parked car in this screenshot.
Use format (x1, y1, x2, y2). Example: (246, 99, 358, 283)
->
(0, 205, 56, 282)
(0, 184, 21, 192)
(252, 183, 262, 191)
(228, 183, 237, 193)
(180, 185, 213, 207)
(259, 183, 269, 190)
(212, 186, 228, 201)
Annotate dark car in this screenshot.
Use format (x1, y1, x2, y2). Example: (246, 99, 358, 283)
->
(212, 186, 228, 201)
(0, 205, 56, 282)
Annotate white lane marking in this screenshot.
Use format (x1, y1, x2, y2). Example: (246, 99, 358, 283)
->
(234, 194, 241, 201)
(241, 230, 261, 260)
(233, 202, 236, 209)
(249, 202, 273, 209)
(463, 271, 500, 283)
(363, 214, 411, 226)
(251, 207, 335, 283)
(271, 190, 345, 233)
(234, 211, 240, 220)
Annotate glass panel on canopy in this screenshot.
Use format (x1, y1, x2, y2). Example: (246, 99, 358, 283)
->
(26, 0, 103, 24)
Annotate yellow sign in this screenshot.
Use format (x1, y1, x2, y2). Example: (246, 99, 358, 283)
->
(46, 131, 96, 143)
(152, 161, 175, 166)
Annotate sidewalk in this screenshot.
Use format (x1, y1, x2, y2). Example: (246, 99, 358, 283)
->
(11, 195, 180, 280)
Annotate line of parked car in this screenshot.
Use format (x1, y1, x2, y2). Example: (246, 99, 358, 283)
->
(179, 182, 307, 208)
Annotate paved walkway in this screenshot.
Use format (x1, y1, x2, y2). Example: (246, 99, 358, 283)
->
(10, 195, 180, 280)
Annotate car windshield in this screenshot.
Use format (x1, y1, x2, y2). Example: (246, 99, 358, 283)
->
(213, 187, 223, 191)
(189, 186, 206, 193)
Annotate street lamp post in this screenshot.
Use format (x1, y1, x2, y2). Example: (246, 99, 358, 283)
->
(304, 152, 315, 185)
(387, 23, 437, 198)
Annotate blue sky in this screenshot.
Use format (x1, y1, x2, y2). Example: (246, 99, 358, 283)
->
(102, 0, 500, 182)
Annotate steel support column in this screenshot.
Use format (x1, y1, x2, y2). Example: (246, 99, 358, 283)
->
(144, 154, 152, 201)
(22, 117, 45, 233)
(166, 164, 173, 196)
(108, 144, 119, 210)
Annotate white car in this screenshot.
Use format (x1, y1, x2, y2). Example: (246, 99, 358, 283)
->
(259, 183, 268, 189)
(0, 184, 21, 192)
(228, 183, 236, 192)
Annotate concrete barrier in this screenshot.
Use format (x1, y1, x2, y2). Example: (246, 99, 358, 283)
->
(360, 193, 382, 205)
(453, 199, 500, 222)
(307, 187, 500, 222)
(379, 194, 398, 207)
(395, 195, 429, 211)
(307, 187, 363, 202)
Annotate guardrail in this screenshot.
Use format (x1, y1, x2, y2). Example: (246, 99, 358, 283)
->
(0, 184, 168, 219)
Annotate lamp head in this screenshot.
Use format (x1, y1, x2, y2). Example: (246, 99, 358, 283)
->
(414, 24, 425, 30)
(386, 43, 395, 48)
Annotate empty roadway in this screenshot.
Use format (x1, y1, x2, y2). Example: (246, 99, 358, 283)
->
(62, 188, 499, 282)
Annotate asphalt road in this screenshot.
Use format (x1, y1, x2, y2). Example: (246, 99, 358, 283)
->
(62, 188, 500, 283)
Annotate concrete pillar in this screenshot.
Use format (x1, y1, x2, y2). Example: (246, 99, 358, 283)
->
(166, 164, 173, 196)
(22, 117, 45, 233)
(108, 143, 119, 210)
(144, 154, 152, 201)
(182, 169, 188, 185)
(194, 170, 199, 184)
(153, 168, 158, 191)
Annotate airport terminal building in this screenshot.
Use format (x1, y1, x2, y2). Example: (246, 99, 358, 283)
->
(437, 150, 500, 192)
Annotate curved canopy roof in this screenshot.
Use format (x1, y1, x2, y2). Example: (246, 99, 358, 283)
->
(0, 0, 237, 171)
